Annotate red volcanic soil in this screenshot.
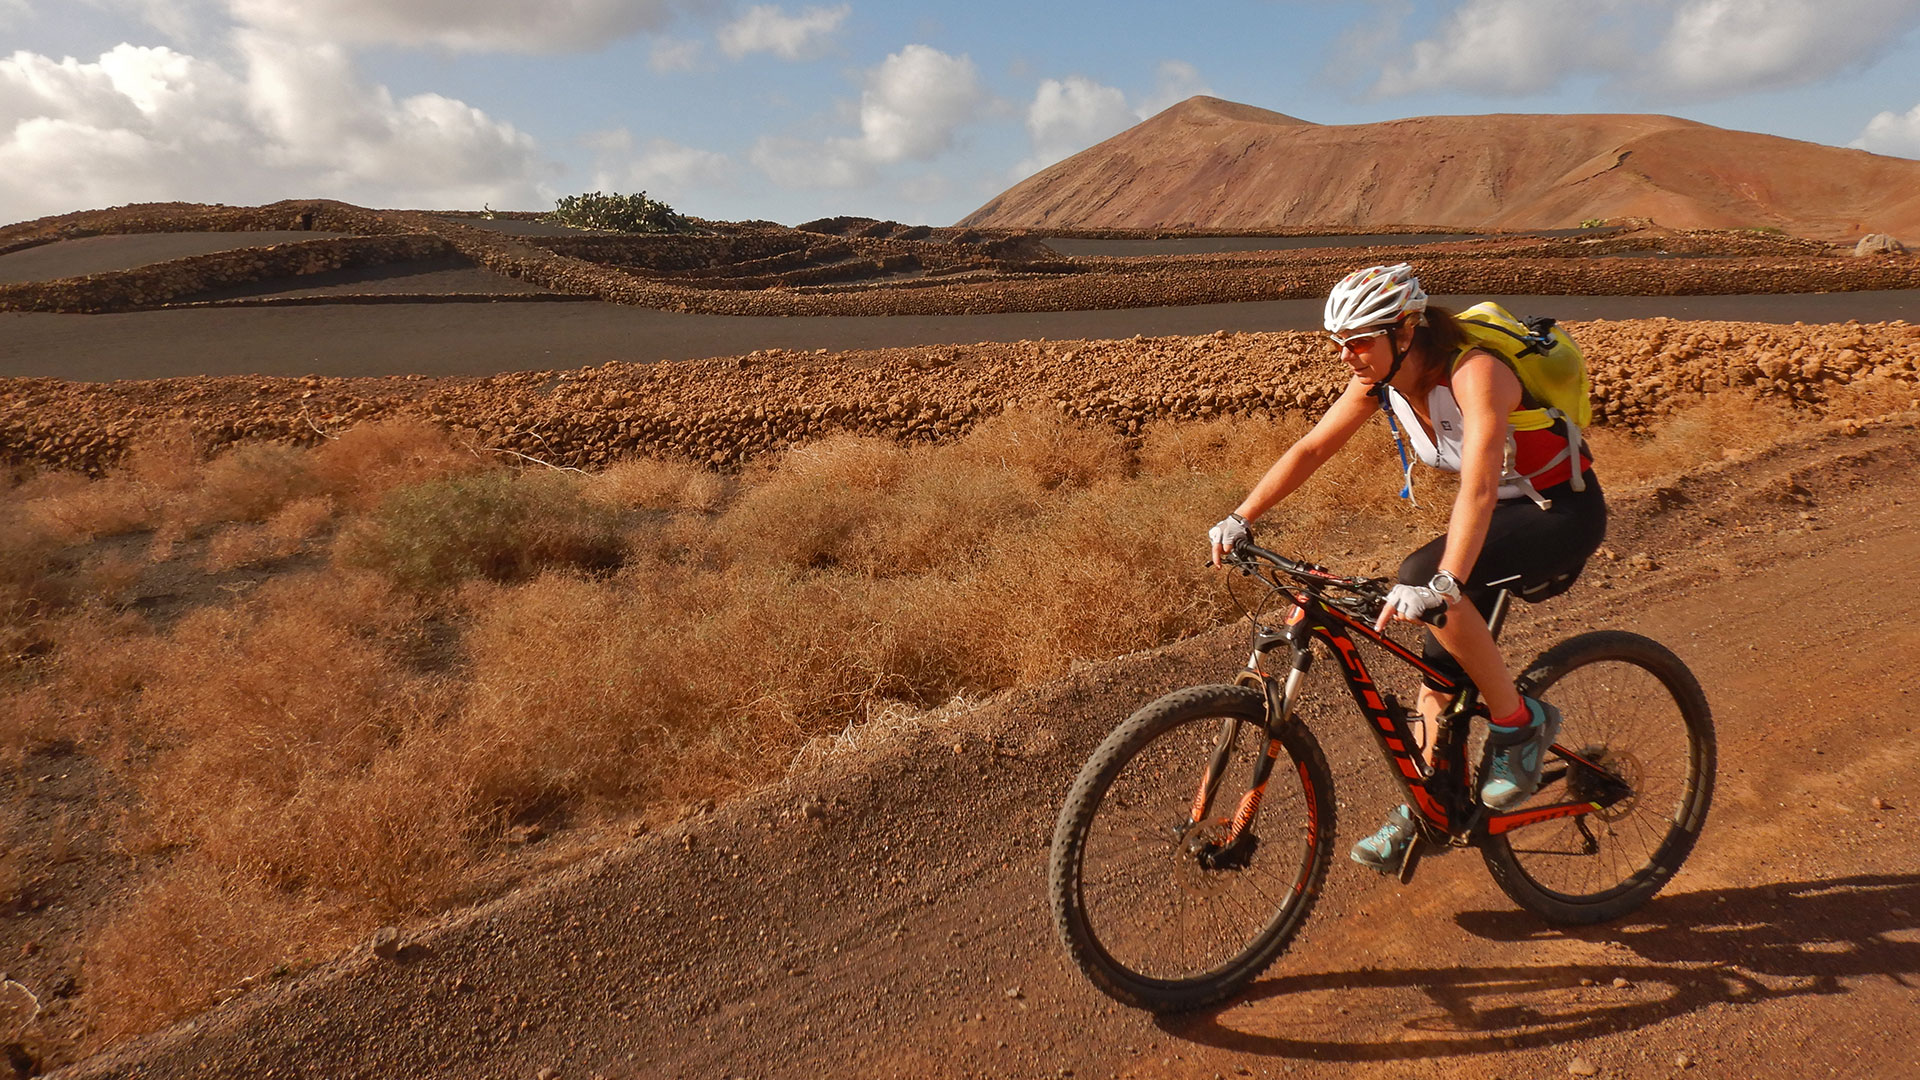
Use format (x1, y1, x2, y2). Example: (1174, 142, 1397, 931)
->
(963, 96, 1920, 242)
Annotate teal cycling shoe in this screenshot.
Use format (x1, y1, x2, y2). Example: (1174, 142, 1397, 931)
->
(1480, 697, 1564, 810)
(1349, 804, 1415, 873)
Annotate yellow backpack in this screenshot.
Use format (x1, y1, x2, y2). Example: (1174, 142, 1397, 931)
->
(1453, 302, 1592, 431)
(1453, 301, 1593, 502)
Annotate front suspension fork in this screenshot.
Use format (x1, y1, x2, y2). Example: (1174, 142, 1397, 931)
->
(1187, 648, 1309, 844)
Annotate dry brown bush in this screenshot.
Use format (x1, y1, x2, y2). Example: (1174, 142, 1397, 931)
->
(128, 572, 453, 901)
(13, 471, 156, 543)
(168, 443, 314, 531)
(718, 434, 910, 570)
(1587, 392, 1804, 485)
(25, 396, 1877, 1061)
(203, 525, 273, 573)
(306, 419, 480, 509)
(334, 468, 626, 592)
(81, 862, 350, 1051)
(945, 408, 1132, 490)
(0, 803, 19, 913)
(120, 424, 202, 493)
(264, 495, 337, 545)
(588, 456, 730, 512)
(0, 503, 69, 665)
(947, 473, 1237, 684)
(1138, 413, 1305, 484)
(24, 609, 153, 748)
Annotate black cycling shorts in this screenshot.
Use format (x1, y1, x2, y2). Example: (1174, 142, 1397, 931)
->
(1397, 472, 1607, 691)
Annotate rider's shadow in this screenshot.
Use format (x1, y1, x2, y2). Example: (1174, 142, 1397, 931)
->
(1161, 873, 1920, 1062)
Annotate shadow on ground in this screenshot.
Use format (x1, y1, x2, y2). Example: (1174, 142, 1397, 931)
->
(1161, 873, 1920, 1061)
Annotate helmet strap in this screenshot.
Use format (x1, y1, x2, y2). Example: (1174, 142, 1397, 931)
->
(1378, 318, 1412, 390)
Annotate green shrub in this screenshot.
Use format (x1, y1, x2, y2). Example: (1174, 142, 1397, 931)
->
(542, 191, 695, 234)
(1579, 218, 1608, 229)
(336, 470, 627, 591)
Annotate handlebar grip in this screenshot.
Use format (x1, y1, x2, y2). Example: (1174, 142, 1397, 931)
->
(1425, 610, 1448, 629)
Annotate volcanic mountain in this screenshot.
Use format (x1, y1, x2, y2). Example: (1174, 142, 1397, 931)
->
(961, 96, 1920, 241)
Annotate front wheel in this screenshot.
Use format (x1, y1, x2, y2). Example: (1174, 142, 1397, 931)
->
(1049, 685, 1336, 1012)
(1482, 631, 1715, 924)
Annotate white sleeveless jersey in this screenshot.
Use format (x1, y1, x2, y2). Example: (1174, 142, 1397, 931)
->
(1382, 384, 1538, 503)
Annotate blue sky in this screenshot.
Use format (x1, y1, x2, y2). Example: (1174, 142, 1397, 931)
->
(5, 1, 1920, 227)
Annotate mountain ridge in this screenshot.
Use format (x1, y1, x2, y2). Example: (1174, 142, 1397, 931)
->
(962, 97, 1920, 240)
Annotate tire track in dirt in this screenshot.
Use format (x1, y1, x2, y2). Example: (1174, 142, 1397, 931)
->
(60, 417, 1920, 1080)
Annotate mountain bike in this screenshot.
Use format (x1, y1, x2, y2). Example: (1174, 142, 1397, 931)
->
(1047, 539, 1714, 1012)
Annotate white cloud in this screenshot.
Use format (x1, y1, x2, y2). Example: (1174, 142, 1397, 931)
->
(1136, 60, 1212, 119)
(587, 129, 732, 202)
(1366, 0, 1920, 102)
(752, 43, 985, 189)
(716, 3, 849, 60)
(1013, 60, 1214, 177)
(226, 0, 690, 54)
(1372, 0, 1628, 97)
(1020, 76, 1132, 174)
(849, 43, 983, 162)
(0, 37, 549, 224)
(1644, 0, 1920, 98)
(1853, 102, 1920, 158)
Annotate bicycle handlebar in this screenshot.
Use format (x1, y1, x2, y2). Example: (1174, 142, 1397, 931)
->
(1222, 539, 1448, 629)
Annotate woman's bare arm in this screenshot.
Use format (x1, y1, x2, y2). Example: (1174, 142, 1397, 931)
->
(1437, 349, 1523, 580)
(1232, 376, 1382, 522)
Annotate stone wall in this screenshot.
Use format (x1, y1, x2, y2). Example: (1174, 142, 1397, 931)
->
(6, 320, 1916, 476)
(0, 235, 454, 313)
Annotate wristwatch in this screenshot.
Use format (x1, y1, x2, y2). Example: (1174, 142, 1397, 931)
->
(1428, 569, 1463, 603)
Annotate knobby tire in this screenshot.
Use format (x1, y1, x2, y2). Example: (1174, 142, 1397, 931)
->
(1482, 630, 1715, 924)
(1049, 685, 1336, 1012)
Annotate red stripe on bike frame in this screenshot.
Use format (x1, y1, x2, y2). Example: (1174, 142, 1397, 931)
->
(1316, 604, 1459, 693)
(1316, 620, 1450, 832)
(1487, 801, 1599, 835)
(1410, 785, 1449, 827)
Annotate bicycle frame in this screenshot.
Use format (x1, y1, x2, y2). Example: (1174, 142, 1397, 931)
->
(1194, 549, 1633, 882)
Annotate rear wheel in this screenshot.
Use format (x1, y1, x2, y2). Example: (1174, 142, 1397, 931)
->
(1482, 631, 1714, 924)
(1049, 685, 1335, 1012)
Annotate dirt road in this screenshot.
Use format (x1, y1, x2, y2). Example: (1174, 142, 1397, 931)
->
(62, 417, 1920, 1080)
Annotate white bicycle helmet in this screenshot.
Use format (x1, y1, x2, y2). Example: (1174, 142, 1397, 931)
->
(1323, 263, 1428, 334)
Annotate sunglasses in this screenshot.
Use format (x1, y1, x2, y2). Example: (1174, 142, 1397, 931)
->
(1328, 327, 1392, 350)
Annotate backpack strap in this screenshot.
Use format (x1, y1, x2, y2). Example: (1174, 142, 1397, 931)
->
(1454, 318, 1547, 411)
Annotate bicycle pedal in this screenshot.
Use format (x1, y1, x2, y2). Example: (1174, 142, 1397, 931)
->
(1396, 833, 1426, 885)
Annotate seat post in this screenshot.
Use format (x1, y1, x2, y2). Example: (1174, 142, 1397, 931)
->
(1485, 588, 1513, 640)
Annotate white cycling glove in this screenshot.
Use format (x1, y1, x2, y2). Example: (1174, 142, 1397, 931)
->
(1208, 513, 1251, 563)
(1375, 583, 1448, 630)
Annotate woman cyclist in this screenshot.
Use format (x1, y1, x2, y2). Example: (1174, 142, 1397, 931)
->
(1208, 263, 1607, 872)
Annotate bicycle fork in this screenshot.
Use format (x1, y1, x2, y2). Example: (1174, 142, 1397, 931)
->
(1184, 644, 1310, 859)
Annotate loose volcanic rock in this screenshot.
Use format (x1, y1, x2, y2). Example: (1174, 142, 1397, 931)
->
(4, 319, 1916, 476)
